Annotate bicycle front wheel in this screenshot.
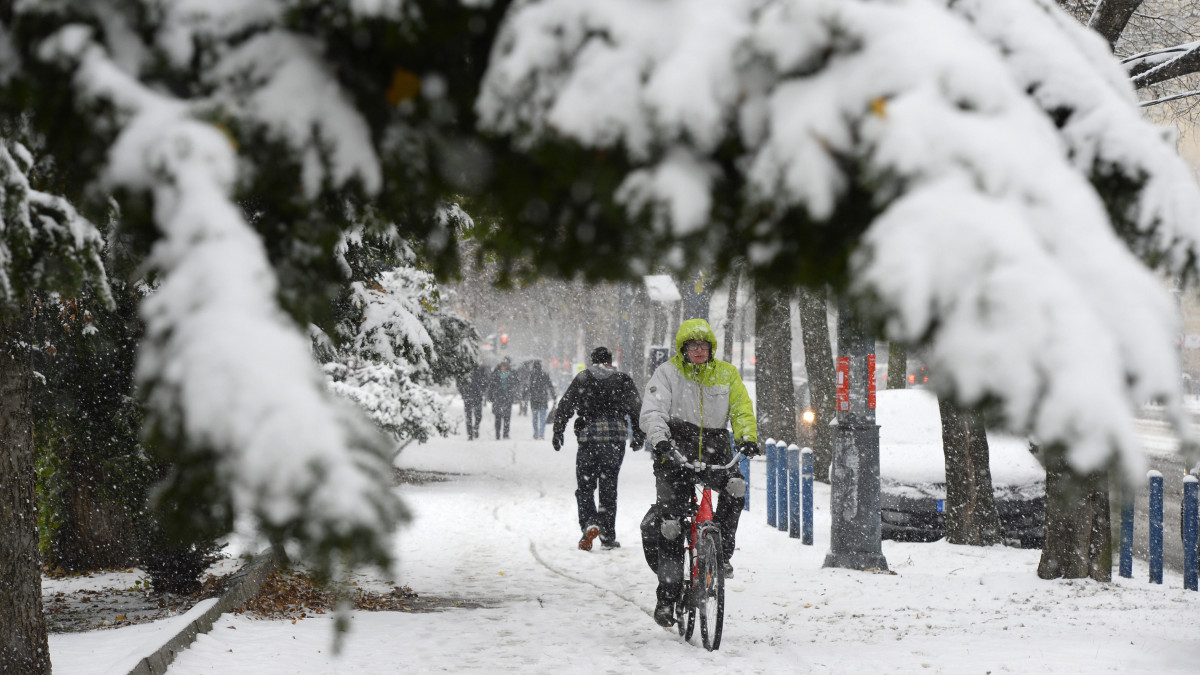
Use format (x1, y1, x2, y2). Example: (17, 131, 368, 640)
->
(677, 540, 697, 641)
(697, 529, 725, 651)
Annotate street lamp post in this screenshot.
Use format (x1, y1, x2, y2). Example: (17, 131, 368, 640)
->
(823, 299, 889, 571)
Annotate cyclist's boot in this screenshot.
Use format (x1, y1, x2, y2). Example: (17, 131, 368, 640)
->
(654, 599, 675, 627)
(578, 524, 600, 551)
(654, 583, 679, 627)
(723, 561, 734, 579)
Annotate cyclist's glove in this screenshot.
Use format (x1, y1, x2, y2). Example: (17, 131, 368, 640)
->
(653, 440, 674, 459)
(552, 433, 564, 451)
(737, 440, 762, 457)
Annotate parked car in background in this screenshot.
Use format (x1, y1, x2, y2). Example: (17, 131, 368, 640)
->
(877, 389, 1045, 548)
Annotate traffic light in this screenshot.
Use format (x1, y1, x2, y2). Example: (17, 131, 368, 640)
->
(500, 333, 508, 349)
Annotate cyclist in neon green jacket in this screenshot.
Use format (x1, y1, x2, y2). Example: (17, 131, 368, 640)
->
(639, 318, 760, 627)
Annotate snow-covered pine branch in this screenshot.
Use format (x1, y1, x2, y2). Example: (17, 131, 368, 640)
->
(34, 24, 405, 578)
(0, 139, 112, 312)
(478, 0, 1200, 478)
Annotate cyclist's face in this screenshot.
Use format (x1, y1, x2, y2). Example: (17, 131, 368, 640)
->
(685, 340, 711, 364)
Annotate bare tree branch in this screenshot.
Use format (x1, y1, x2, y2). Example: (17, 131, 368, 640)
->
(1139, 88, 1200, 106)
(1132, 41, 1200, 88)
(1088, 0, 1145, 49)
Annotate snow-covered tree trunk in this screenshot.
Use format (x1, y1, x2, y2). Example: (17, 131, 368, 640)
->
(755, 290, 796, 444)
(939, 399, 1002, 546)
(1084, 0, 1142, 49)
(1039, 445, 1113, 581)
(0, 330, 49, 674)
(799, 287, 836, 482)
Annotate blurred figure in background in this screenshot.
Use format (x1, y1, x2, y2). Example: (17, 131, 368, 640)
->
(457, 362, 489, 440)
(525, 360, 556, 440)
(488, 357, 517, 439)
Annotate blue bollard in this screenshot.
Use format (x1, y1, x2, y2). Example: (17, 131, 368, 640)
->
(788, 445, 800, 539)
(766, 439, 777, 528)
(802, 447, 814, 545)
(1150, 471, 1163, 585)
(1119, 492, 1133, 579)
(1184, 476, 1198, 592)
(776, 440, 788, 532)
(740, 454, 751, 512)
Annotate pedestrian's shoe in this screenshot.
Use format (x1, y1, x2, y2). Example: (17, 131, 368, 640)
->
(723, 562, 734, 579)
(653, 600, 675, 627)
(601, 540, 621, 550)
(578, 524, 600, 551)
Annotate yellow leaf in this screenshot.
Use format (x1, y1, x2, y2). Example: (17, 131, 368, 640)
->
(387, 69, 421, 106)
(869, 96, 887, 118)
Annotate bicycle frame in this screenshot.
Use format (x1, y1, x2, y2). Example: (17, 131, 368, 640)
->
(668, 450, 743, 650)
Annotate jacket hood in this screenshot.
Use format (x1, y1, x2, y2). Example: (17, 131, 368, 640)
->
(674, 318, 718, 358)
(587, 363, 618, 380)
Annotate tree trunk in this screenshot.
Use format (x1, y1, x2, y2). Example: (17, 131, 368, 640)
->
(799, 286, 836, 482)
(0, 342, 50, 674)
(629, 285, 651, 393)
(722, 269, 740, 363)
(886, 342, 907, 390)
(939, 398, 1002, 546)
(51, 470, 136, 571)
(754, 288, 796, 444)
(1086, 0, 1143, 49)
(1038, 444, 1112, 581)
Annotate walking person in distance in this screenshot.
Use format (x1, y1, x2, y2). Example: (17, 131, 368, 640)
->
(525, 360, 556, 440)
(552, 347, 645, 551)
(458, 363, 489, 440)
(487, 357, 517, 439)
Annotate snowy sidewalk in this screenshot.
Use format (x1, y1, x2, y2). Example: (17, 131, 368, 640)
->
(54, 417, 1200, 673)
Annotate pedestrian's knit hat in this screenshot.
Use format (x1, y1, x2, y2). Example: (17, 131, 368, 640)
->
(590, 347, 612, 364)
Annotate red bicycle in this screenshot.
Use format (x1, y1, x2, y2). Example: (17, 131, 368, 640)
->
(667, 450, 745, 651)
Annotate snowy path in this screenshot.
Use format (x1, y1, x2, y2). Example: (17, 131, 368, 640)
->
(135, 411, 1200, 673)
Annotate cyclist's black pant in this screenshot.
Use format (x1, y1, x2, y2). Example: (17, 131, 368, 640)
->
(650, 459, 744, 602)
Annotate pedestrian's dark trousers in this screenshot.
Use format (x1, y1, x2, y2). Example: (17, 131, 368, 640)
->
(650, 459, 744, 602)
(493, 402, 512, 438)
(576, 442, 626, 542)
(465, 399, 482, 438)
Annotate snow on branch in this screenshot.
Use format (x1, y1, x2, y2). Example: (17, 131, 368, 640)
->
(0, 138, 112, 310)
(37, 25, 404, 575)
(479, 0, 1199, 478)
(950, 1, 1200, 285)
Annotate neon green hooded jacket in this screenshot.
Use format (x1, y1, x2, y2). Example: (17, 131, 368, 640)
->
(639, 318, 757, 458)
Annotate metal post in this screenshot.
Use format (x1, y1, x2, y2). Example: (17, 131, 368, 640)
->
(802, 447, 814, 545)
(788, 445, 801, 538)
(1119, 490, 1134, 579)
(1184, 476, 1198, 591)
(824, 301, 888, 571)
(1149, 471, 1163, 585)
(776, 440, 788, 532)
(766, 439, 778, 528)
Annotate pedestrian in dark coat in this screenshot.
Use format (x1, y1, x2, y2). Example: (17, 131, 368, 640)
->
(552, 347, 646, 550)
(457, 363, 489, 440)
(525, 361, 556, 440)
(487, 358, 518, 439)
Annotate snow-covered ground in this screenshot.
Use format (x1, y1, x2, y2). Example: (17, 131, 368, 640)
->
(51, 400, 1200, 674)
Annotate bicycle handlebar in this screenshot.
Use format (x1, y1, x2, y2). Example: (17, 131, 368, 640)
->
(668, 450, 744, 473)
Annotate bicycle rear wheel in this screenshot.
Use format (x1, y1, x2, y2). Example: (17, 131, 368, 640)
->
(677, 540, 696, 641)
(697, 529, 725, 651)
